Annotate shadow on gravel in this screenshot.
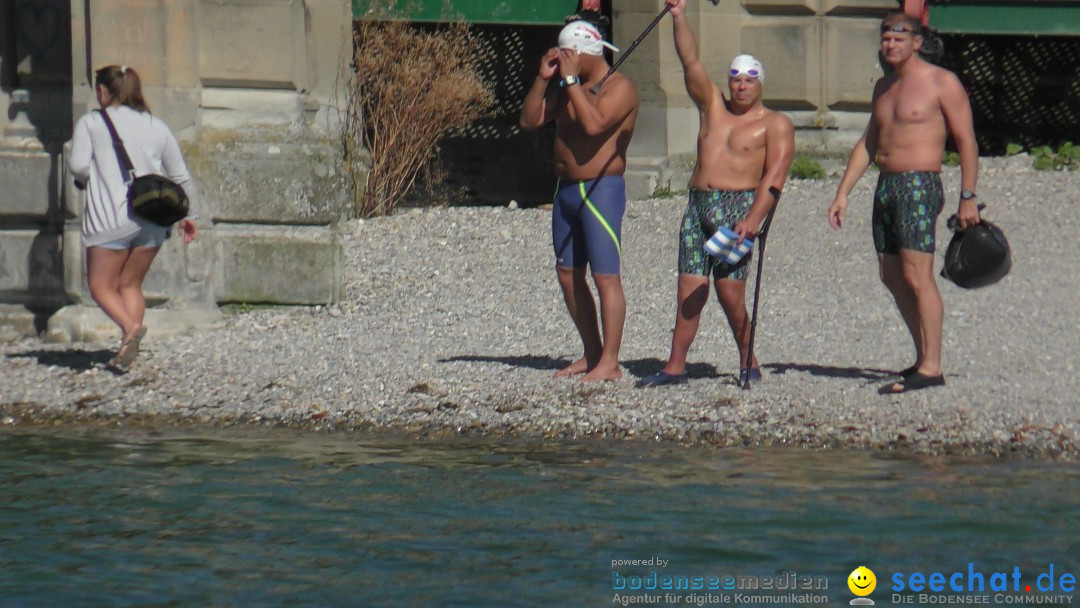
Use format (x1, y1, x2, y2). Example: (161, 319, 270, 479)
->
(623, 359, 722, 381)
(8, 349, 113, 372)
(443, 355, 724, 382)
(442, 354, 566, 371)
(765, 362, 897, 382)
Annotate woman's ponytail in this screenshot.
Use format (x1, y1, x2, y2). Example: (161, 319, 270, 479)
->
(94, 64, 150, 112)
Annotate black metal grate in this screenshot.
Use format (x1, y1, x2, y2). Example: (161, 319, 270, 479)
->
(458, 26, 528, 140)
(426, 23, 564, 203)
(943, 35, 1080, 154)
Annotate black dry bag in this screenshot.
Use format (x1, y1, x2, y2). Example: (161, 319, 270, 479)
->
(940, 219, 1011, 289)
(128, 175, 189, 226)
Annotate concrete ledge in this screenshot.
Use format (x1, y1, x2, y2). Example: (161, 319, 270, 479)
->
(184, 138, 350, 225)
(0, 304, 39, 342)
(199, 89, 304, 129)
(212, 224, 343, 305)
(0, 148, 54, 217)
(626, 155, 677, 200)
(0, 227, 66, 306)
(44, 305, 224, 344)
(625, 170, 660, 201)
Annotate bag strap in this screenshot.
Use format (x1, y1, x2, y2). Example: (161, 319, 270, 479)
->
(96, 108, 135, 184)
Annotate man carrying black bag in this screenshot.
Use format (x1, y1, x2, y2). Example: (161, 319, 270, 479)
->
(940, 206, 1011, 289)
(69, 65, 198, 371)
(827, 12, 981, 394)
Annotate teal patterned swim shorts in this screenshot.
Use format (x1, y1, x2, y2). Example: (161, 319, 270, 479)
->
(678, 189, 756, 280)
(872, 171, 944, 254)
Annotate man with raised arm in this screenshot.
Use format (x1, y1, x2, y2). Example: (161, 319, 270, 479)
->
(828, 12, 980, 394)
(519, 12, 640, 382)
(637, 0, 794, 388)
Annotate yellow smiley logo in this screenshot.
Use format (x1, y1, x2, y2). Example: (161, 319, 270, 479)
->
(848, 566, 877, 596)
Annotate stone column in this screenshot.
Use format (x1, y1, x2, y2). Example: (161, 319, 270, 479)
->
(44, 0, 220, 343)
(0, 0, 74, 341)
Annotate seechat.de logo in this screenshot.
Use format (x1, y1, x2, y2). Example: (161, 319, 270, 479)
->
(848, 566, 877, 605)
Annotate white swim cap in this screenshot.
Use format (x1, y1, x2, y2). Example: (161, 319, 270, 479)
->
(558, 20, 619, 56)
(728, 54, 764, 84)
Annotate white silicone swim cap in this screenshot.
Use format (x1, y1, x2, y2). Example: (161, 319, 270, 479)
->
(728, 54, 764, 84)
(558, 20, 619, 56)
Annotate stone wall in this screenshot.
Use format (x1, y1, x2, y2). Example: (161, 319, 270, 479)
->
(0, 0, 74, 339)
(1, 0, 356, 342)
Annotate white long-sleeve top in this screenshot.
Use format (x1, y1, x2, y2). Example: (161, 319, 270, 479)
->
(69, 105, 194, 247)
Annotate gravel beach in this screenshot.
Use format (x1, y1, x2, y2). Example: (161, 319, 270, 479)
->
(2, 155, 1078, 459)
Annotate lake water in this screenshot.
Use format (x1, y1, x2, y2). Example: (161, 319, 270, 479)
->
(1, 428, 1077, 607)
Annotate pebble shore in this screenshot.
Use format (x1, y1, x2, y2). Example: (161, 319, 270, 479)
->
(2, 156, 1078, 459)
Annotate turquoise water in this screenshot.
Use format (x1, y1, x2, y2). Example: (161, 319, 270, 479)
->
(1, 429, 1078, 607)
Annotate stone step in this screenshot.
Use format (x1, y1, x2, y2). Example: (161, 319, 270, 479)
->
(0, 147, 55, 218)
(624, 156, 672, 200)
(44, 305, 224, 344)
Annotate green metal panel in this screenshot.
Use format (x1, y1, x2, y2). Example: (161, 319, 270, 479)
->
(930, 2, 1080, 35)
(353, 0, 579, 24)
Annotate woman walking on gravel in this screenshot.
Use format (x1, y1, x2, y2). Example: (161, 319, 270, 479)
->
(69, 65, 198, 370)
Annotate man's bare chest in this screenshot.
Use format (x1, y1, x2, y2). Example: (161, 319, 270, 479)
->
(703, 117, 767, 154)
(875, 84, 940, 125)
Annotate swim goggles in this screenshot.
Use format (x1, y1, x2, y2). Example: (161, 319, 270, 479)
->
(881, 23, 915, 33)
(728, 67, 761, 79)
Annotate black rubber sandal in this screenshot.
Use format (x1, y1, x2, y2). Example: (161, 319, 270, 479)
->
(879, 372, 946, 395)
(897, 365, 918, 378)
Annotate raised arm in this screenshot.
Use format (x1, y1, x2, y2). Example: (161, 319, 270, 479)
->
(519, 48, 560, 131)
(733, 114, 795, 238)
(939, 69, 980, 228)
(668, 0, 716, 110)
(558, 50, 638, 137)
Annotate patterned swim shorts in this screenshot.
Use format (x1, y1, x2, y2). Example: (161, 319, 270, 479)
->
(678, 189, 755, 280)
(872, 171, 945, 254)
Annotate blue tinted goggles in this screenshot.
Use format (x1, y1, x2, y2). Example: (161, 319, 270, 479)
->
(728, 68, 761, 79)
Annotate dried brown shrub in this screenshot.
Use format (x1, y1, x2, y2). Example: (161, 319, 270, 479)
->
(345, 15, 495, 218)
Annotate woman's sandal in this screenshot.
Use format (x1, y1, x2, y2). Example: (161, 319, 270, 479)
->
(109, 326, 148, 370)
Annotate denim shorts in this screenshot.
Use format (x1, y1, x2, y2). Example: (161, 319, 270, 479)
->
(96, 220, 171, 250)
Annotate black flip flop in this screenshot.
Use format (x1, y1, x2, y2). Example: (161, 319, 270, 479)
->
(897, 365, 918, 378)
(879, 372, 946, 395)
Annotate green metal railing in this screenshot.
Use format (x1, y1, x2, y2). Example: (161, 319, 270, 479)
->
(352, 0, 579, 24)
(930, 1, 1080, 35)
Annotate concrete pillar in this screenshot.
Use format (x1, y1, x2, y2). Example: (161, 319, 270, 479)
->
(0, 0, 75, 340)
